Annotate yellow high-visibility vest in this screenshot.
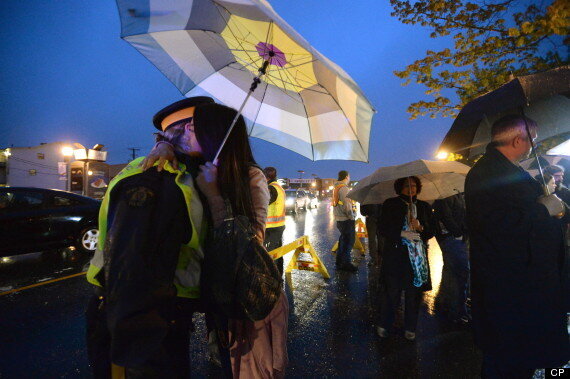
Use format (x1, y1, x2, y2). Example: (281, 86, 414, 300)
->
(266, 181, 285, 228)
(332, 183, 347, 206)
(86, 157, 203, 299)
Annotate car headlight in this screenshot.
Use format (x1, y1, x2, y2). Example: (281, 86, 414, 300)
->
(285, 198, 294, 206)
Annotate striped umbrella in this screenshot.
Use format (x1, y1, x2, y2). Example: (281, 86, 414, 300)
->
(116, 0, 375, 162)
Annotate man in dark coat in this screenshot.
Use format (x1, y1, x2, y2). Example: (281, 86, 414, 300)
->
(433, 193, 469, 323)
(465, 114, 570, 377)
(360, 203, 382, 266)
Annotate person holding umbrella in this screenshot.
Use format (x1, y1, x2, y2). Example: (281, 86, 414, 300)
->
(465, 114, 570, 377)
(376, 176, 435, 341)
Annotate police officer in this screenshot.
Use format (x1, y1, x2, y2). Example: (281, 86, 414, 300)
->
(85, 96, 214, 378)
(264, 166, 286, 276)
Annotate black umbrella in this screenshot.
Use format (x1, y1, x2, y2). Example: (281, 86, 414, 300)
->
(439, 65, 570, 159)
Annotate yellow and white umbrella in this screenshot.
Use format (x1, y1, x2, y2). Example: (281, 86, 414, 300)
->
(117, 0, 375, 161)
(348, 160, 470, 204)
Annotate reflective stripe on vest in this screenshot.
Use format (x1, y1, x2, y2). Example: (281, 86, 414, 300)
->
(266, 181, 285, 228)
(332, 183, 346, 206)
(86, 157, 203, 299)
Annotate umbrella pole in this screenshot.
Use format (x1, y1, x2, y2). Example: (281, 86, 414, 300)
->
(521, 108, 549, 195)
(213, 60, 270, 165)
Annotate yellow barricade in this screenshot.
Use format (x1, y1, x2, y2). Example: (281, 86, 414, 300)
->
(269, 235, 330, 280)
(355, 218, 368, 238)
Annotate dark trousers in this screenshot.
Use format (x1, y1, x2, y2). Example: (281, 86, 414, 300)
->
(86, 291, 198, 378)
(336, 220, 355, 267)
(265, 225, 285, 276)
(439, 236, 470, 319)
(379, 286, 423, 332)
(481, 354, 535, 379)
(365, 216, 379, 264)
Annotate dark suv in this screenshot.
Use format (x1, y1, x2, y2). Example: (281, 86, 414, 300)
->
(0, 187, 101, 256)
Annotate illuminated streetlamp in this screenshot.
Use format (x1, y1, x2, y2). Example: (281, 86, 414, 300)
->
(436, 151, 449, 160)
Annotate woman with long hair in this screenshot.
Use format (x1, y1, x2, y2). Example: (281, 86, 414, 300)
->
(376, 176, 435, 341)
(143, 102, 288, 378)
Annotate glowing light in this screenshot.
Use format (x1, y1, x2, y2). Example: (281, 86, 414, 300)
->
(311, 182, 316, 187)
(436, 151, 449, 160)
(328, 185, 334, 190)
(88, 171, 93, 176)
(61, 146, 74, 157)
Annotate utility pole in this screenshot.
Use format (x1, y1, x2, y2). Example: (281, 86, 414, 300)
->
(298, 170, 305, 188)
(127, 147, 141, 161)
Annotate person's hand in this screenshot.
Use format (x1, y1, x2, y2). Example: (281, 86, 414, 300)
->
(401, 230, 421, 241)
(410, 218, 422, 231)
(537, 194, 566, 218)
(139, 142, 178, 171)
(197, 162, 221, 198)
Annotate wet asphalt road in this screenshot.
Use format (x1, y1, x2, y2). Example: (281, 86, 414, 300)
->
(0, 200, 500, 378)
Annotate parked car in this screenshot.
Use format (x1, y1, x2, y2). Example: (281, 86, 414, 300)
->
(284, 189, 310, 213)
(0, 187, 101, 256)
(308, 192, 319, 209)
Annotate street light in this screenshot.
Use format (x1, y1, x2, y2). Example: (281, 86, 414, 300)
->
(436, 151, 449, 160)
(61, 146, 74, 192)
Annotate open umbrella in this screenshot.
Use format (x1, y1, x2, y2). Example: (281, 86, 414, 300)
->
(347, 160, 470, 205)
(438, 65, 570, 159)
(116, 0, 375, 162)
(547, 139, 570, 156)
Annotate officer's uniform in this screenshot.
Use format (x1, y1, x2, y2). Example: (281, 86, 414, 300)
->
(264, 180, 286, 275)
(86, 158, 205, 378)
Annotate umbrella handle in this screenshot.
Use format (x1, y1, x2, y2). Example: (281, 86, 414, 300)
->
(213, 61, 270, 165)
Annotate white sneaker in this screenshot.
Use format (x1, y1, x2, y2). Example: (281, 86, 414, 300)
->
(376, 326, 388, 338)
(404, 331, 416, 341)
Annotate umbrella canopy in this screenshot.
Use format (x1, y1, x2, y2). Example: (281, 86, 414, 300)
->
(347, 160, 470, 205)
(520, 154, 570, 183)
(547, 139, 570, 156)
(438, 65, 570, 158)
(116, 0, 375, 162)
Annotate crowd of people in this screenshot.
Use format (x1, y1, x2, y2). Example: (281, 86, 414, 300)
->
(349, 115, 570, 377)
(83, 97, 569, 379)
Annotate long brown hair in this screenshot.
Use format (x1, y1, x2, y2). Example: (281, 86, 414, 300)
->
(193, 103, 257, 221)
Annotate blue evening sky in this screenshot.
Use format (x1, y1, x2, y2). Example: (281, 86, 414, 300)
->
(0, 0, 454, 180)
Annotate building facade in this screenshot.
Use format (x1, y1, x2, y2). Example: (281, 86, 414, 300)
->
(1, 142, 110, 199)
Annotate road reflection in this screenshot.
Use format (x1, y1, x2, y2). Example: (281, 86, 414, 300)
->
(0, 248, 91, 293)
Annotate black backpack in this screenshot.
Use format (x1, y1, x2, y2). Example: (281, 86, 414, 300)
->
(201, 205, 282, 322)
(103, 169, 191, 366)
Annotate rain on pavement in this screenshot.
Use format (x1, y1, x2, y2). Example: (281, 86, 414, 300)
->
(1, 200, 564, 377)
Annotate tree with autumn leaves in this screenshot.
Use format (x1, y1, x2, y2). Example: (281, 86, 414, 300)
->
(390, 0, 569, 120)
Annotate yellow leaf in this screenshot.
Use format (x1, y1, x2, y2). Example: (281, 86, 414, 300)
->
(508, 27, 520, 37)
(521, 21, 533, 34)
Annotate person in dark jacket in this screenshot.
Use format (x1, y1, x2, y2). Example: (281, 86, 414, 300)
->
(85, 96, 215, 378)
(376, 176, 435, 341)
(360, 203, 382, 266)
(433, 193, 470, 323)
(465, 114, 570, 378)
